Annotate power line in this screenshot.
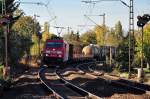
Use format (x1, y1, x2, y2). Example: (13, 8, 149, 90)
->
(82, 0, 100, 4)
(16, 1, 46, 6)
(85, 14, 105, 25)
(82, 0, 97, 14)
(16, 1, 56, 22)
(78, 24, 94, 27)
(54, 26, 65, 37)
(84, 15, 103, 29)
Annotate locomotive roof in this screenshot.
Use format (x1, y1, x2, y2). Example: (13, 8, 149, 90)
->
(46, 39, 64, 42)
(46, 39, 69, 45)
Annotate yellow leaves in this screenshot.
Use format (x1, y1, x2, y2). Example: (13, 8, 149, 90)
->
(80, 30, 96, 45)
(135, 23, 150, 45)
(144, 23, 150, 31)
(42, 31, 50, 42)
(94, 25, 106, 45)
(32, 34, 38, 43)
(13, 16, 33, 30)
(12, 16, 34, 37)
(105, 33, 118, 46)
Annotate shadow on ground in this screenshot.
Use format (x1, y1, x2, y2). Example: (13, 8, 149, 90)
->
(68, 77, 150, 98)
(1, 67, 51, 99)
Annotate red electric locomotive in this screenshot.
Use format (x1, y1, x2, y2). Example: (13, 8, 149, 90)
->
(42, 38, 70, 64)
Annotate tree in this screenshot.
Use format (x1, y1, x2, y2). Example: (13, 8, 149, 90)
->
(63, 30, 81, 45)
(0, 0, 22, 79)
(144, 24, 150, 66)
(13, 16, 35, 37)
(12, 15, 41, 60)
(42, 22, 50, 42)
(115, 37, 129, 71)
(135, 23, 150, 68)
(114, 21, 123, 38)
(105, 21, 123, 47)
(94, 25, 107, 45)
(80, 30, 96, 45)
(105, 31, 119, 47)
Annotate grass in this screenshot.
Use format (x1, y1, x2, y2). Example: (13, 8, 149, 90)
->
(144, 68, 150, 82)
(120, 72, 129, 78)
(143, 68, 150, 73)
(0, 65, 3, 79)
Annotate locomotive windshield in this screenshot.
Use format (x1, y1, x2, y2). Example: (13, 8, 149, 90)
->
(46, 42, 63, 48)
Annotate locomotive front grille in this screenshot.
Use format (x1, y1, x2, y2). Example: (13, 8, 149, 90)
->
(43, 56, 63, 63)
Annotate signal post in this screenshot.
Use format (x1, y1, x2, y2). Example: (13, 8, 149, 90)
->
(137, 14, 150, 82)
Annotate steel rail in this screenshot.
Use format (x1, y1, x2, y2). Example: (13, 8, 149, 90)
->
(39, 66, 95, 99)
(56, 69, 102, 99)
(38, 67, 64, 99)
(80, 62, 147, 93)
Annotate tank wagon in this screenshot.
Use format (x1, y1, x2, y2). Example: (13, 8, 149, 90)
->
(82, 44, 116, 61)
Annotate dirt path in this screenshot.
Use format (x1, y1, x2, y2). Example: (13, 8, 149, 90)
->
(1, 68, 52, 99)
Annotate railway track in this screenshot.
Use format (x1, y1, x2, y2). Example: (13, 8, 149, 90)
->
(78, 62, 150, 94)
(58, 62, 150, 98)
(87, 62, 150, 94)
(38, 66, 102, 99)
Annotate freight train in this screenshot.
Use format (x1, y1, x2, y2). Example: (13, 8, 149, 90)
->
(41, 38, 116, 65)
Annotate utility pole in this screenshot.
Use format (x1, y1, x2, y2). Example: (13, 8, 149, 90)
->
(2, 0, 10, 79)
(38, 32, 42, 58)
(102, 13, 105, 26)
(67, 27, 72, 34)
(109, 46, 112, 67)
(48, 16, 57, 33)
(141, 27, 144, 74)
(76, 30, 80, 41)
(33, 14, 40, 34)
(128, 0, 134, 78)
(102, 13, 106, 45)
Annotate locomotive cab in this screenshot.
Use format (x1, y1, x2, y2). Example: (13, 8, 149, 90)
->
(42, 39, 69, 65)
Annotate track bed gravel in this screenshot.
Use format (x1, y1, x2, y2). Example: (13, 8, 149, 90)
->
(61, 68, 150, 99)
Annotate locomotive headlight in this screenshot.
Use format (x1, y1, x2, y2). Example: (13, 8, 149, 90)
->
(46, 50, 50, 54)
(58, 55, 62, 57)
(57, 51, 62, 54)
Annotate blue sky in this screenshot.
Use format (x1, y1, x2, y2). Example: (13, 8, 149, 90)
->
(17, 0, 150, 35)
